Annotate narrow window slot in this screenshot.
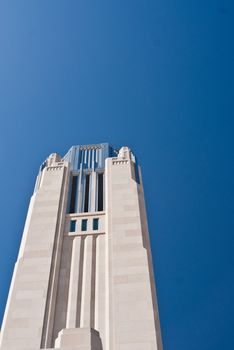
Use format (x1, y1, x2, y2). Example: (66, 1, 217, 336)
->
(81, 219, 88, 231)
(70, 220, 76, 232)
(93, 218, 99, 231)
(97, 173, 103, 211)
(69, 176, 78, 213)
(84, 174, 90, 212)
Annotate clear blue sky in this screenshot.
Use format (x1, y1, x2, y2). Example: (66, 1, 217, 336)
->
(0, 1, 234, 349)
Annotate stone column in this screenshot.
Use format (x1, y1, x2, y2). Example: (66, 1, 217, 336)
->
(66, 236, 82, 328)
(90, 171, 97, 212)
(80, 235, 93, 327)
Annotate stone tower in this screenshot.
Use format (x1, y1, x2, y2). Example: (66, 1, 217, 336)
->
(0, 143, 163, 350)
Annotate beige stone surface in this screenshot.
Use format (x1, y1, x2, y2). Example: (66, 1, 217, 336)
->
(0, 146, 163, 350)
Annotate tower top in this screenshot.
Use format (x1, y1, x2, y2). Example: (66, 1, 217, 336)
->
(62, 143, 115, 171)
(47, 153, 62, 166)
(118, 146, 131, 159)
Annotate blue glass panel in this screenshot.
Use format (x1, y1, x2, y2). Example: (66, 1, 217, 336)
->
(81, 219, 87, 231)
(70, 220, 76, 232)
(93, 218, 99, 230)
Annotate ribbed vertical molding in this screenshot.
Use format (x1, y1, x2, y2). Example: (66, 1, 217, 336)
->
(90, 236, 97, 329)
(66, 236, 82, 328)
(90, 171, 97, 212)
(80, 235, 94, 327)
(77, 166, 83, 213)
(95, 234, 106, 348)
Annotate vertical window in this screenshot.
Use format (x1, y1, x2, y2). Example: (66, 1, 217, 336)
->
(69, 176, 78, 213)
(81, 219, 88, 231)
(84, 174, 90, 212)
(97, 173, 103, 211)
(93, 218, 99, 230)
(70, 220, 76, 232)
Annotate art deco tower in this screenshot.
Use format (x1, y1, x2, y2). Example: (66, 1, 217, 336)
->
(0, 143, 163, 350)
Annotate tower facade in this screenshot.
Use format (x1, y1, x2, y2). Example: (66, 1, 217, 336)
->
(0, 143, 163, 350)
